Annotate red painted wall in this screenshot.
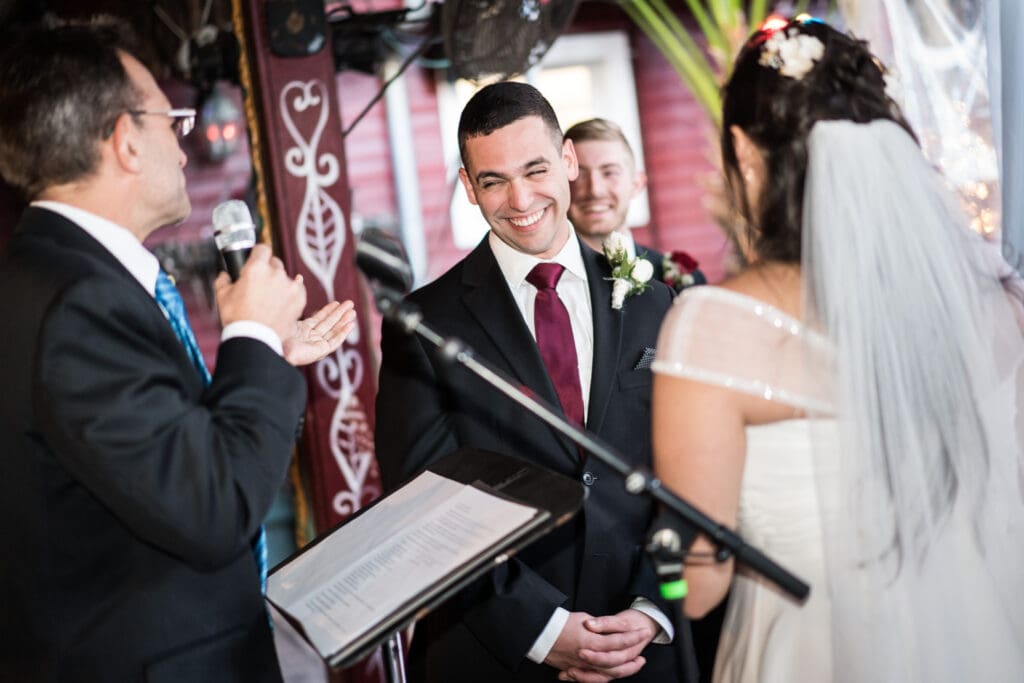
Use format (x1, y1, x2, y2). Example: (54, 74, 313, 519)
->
(336, 2, 730, 285)
(630, 23, 731, 282)
(0, 2, 733, 334)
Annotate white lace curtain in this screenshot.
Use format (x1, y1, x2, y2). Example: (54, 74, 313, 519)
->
(990, 0, 1024, 274)
(838, 0, 1023, 275)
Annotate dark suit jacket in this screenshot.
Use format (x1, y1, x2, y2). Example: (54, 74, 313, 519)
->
(0, 207, 306, 682)
(375, 237, 681, 682)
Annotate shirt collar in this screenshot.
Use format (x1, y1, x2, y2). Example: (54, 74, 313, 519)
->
(488, 225, 589, 289)
(32, 200, 160, 295)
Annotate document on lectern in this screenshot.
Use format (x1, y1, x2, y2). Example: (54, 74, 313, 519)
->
(266, 469, 546, 663)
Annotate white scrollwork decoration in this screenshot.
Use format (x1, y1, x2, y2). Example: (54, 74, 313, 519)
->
(328, 390, 379, 517)
(317, 347, 377, 516)
(279, 78, 378, 517)
(281, 79, 345, 301)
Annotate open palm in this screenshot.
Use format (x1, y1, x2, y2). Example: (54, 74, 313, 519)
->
(282, 300, 357, 366)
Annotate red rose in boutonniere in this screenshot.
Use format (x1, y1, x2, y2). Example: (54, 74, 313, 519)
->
(662, 251, 706, 293)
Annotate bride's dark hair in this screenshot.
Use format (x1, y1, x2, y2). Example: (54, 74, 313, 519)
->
(721, 18, 914, 263)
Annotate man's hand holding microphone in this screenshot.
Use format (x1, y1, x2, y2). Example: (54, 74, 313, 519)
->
(211, 200, 357, 367)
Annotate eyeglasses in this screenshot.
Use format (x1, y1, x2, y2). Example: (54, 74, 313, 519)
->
(127, 108, 197, 138)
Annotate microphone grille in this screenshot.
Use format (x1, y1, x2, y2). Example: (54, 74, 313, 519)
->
(212, 199, 253, 232)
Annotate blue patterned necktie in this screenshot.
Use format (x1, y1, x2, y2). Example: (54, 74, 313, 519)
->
(154, 270, 269, 594)
(154, 270, 211, 384)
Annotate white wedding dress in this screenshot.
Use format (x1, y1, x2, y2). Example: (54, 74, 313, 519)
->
(653, 284, 1024, 682)
(653, 286, 839, 682)
(712, 419, 838, 683)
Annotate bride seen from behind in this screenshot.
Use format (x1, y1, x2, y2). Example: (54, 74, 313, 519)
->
(652, 15, 1024, 683)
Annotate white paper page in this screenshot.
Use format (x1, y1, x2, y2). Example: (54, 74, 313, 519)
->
(266, 470, 539, 658)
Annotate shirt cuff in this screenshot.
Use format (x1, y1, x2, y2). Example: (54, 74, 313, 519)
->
(221, 321, 283, 357)
(631, 597, 674, 644)
(526, 607, 570, 664)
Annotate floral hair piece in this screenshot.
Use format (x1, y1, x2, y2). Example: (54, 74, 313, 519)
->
(759, 27, 825, 80)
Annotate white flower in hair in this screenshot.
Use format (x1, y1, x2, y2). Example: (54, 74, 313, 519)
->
(760, 28, 825, 80)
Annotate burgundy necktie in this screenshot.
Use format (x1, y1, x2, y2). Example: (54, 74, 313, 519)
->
(526, 263, 585, 429)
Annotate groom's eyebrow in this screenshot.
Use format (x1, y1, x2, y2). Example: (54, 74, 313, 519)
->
(474, 157, 550, 185)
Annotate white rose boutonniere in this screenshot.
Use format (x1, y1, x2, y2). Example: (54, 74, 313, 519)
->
(602, 233, 652, 310)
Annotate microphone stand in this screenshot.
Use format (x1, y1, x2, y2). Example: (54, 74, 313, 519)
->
(371, 284, 810, 683)
(383, 631, 407, 683)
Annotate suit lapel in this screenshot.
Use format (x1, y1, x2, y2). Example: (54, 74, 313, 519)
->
(582, 244, 623, 437)
(460, 239, 579, 465)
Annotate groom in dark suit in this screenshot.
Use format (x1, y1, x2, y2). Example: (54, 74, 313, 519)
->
(376, 83, 683, 682)
(0, 19, 354, 682)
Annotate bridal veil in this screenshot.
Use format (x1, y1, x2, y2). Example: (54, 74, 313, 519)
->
(802, 118, 1024, 681)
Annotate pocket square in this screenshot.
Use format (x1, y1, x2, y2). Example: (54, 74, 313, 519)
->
(633, 347, 657, 370)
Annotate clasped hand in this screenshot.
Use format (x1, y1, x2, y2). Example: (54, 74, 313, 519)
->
(546, 609, 658, 682)
(214, 245, 357, 366)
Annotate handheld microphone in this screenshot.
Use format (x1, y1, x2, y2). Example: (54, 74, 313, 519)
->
(212, 199, 257, 281)
(355, 228, 414, 298)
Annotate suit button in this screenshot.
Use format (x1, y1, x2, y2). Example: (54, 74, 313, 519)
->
(582, 471, 597, 486)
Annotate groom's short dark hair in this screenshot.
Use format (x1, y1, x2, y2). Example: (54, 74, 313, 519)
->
(457, 82, 563, 167)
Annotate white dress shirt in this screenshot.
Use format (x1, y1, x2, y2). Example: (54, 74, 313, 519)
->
(487, 229, 673, 663)
(32, 201, 282, 356)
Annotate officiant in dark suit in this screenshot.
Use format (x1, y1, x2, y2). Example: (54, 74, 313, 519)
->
(376, 82, 684, 683)
(0, 18, 355, 682)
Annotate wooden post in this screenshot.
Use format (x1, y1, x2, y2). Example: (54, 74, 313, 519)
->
(232, 1, 386, 679)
